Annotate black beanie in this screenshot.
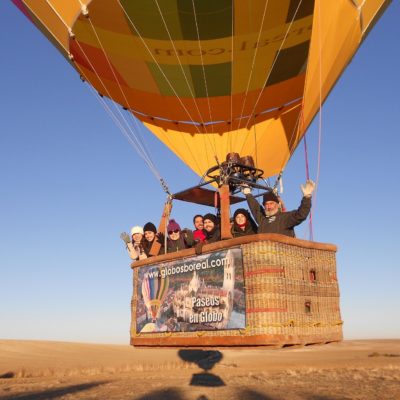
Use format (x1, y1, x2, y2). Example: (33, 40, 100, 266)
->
(263, 191, 279, 204)
(203, 213, 218, 225)
(143, 222, 157, 233)
(233, 208, 250, 220)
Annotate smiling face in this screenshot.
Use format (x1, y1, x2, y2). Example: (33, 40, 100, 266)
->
(194, 216, 204, 230)
(235, 213, 247, 226)
(168, 229, 180, 240)
(144, 231, 155, 242)
(132, 232, 143, 243)
(203, 219, 215, 232)
(265, 201, 279, 217)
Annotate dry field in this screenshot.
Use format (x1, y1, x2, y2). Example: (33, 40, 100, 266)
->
(0, 339, 399, 399)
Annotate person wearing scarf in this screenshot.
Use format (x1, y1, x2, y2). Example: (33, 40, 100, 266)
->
(231, 208, 257, 237)
(142, 222, 162, 257)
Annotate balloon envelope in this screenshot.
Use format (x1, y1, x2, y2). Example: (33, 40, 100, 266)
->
(13, 0, 391, 177)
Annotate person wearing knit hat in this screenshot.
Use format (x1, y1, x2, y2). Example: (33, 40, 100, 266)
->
(203, 213, 221, 243)
(144, 222, 157, 234)
(119, 225, 147, 261)
(231, 208, 257, 238)
(165, 219, 194, 253)
(142, 222, 161, 257)
(262, 191, 280, 205)
(131, 226, 144, 236)
(242, 179, 316, 237)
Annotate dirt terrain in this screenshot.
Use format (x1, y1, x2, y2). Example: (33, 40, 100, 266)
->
(0, 339, 399, 399)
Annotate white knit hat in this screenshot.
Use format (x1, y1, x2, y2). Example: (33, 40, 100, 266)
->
(131, 226, 144, 236)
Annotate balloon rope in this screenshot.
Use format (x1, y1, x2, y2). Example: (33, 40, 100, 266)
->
(86, 85, 169, 192)
(303, 0, 323, 242)
(303, 135, 310, 181)
(191, 0, 213, 130)
(190, 0, 219, 159)
(116, 1, 204, 173)
(85, 15, 174, 176)
(311, 0, 324, 241)
(73, 39, 170, 193)
(153, 0, 206, 130)
(46, 0, 168, 189)
(244, 0, 304, 130)
(277, 107, 303, 175)
(229, 3, 234, 155)
(153, 1, 215, 167)
(303, 134, 313, 241)
(235, 0, 270, 132)
(116, 1, 203, 135)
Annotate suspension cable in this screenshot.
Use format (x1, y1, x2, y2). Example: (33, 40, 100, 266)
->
(154, 0, 216, 166)
(235, 1, 270, 133)
(244, 0, 304, 130)
(229, 2, 234, 154)
(48, 2, 171, 194)
(116, 1, 203, 134)
(190, 0, 219, 158)
(116, 0, 204, 173)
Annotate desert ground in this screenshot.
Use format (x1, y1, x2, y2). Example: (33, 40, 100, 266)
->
(0, 339, 399, 399)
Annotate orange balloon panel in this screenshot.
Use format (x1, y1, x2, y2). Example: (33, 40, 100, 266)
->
(13, 0, 391, 177)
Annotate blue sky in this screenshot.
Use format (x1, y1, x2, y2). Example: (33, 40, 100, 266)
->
(1, 2, 399, 343)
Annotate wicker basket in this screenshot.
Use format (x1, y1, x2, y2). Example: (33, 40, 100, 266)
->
(130, 234, 342, 347)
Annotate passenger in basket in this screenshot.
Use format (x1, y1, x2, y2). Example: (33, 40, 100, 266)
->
(242, 180, 315, 237)
(120, 226, 147, 261)
(165, 219, 195, 253)
(142, 222, 162, 257)
(193, 214, 207, 242)
(231, 208, 257, 237)
(203, 213, 221, 243)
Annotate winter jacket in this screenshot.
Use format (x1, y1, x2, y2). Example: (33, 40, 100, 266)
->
(231, 221, 257, 237)
(246, 193, 311, 237)
(126, 242, 147, 261)
(205, 226, 221, 243)
(166, 229, 195, 253)
(193, 229, 207, 242)
(142, 238, 164, 257)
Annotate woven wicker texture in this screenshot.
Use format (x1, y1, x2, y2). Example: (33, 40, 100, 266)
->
(131, 238, 342, 346)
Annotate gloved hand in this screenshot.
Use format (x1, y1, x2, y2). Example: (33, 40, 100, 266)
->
(301, 179, 316, 197)
(156, 232, 165, 243)
(195, 241, 204, 255)
(242, 185, 251, 195)
(120, 232, 131, 244)
(182, 228, 194, 245)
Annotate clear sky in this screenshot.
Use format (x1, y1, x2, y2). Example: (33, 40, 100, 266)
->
(1, 2, 399, 344)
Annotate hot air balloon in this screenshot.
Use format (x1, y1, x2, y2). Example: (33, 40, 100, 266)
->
(11, 0, 391, 179)
(141, 267, 169, 322)
(12, 0, 392, 347)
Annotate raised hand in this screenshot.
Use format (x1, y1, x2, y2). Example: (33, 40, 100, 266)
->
(300, 180, 316, 197)
(120, 232, 130, 244)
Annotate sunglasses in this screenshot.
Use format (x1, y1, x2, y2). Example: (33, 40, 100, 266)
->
(168, 229, 180, 235)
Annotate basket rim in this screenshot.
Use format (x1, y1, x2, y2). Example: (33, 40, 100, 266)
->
(131, 233, 337, 269)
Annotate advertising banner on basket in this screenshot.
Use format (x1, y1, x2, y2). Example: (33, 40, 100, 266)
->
(136, 248, 245, 334)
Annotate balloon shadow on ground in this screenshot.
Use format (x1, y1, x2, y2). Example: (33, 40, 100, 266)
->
(0, 381, 109, 400)
(134, 389, 345, 400)
(178, 349, 225, 387)
(238, 389, 277, 400)
(239, 391, 340, 400)
(134, 388, 185, 400)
